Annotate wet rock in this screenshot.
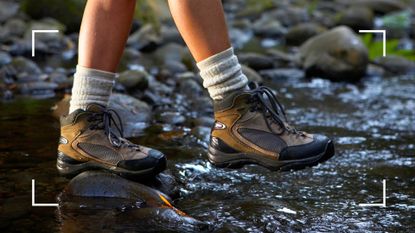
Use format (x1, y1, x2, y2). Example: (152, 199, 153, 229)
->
(118, 69, 150, 91)
(21, 0, 85, 33)
(259, 68, 305, 80)
(191, 126, 211, 144)
(191, 116, 214, 127)
(229, 28, 253, 49)
(252, 16, 285, 37)
(178, 76, 203, 98)
(17, 81, 57, 98)
(109, 94, 152, 137)
(24, 18, 69, 54)
(285, 23, 327, 46)
(366, 64, 385, 77)
(273, 7, 309, 27)
(58, 171, 210, 232)
(337, 7, 374, 32)
(153, 43, 187, 65)
(374, 55, 415, 75)
(299, 26, 369, 82)
(10, 57, 42, 76)
(0, 1, 19, 23)
(163, 60, 188, 74)
(348, 0, 406, 14)
(158, 112, 186, 126)
(0, 195, 32, 227)
(0, 51, 12, 67)
(127, 24, 161, 52)
(239, 52, 274, 70)
(4, 18, 27, 38)
(47, 70, 70, 85)
(242, 65, 263, 83)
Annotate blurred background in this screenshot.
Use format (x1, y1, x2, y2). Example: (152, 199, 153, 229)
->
(0, 0, 414, 232)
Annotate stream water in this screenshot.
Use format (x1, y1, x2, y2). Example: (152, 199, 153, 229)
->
(0, 74, 414, 232)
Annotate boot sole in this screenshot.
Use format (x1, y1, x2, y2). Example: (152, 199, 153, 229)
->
(56, 152, 166, 179)
(207, 140, 335, 171)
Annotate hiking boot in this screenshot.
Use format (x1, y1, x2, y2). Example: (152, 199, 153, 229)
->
(208, 83, 335, 171)
(57, 104, 166, 178)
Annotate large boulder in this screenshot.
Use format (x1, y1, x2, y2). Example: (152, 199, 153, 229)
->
(299, 26, 369, 82)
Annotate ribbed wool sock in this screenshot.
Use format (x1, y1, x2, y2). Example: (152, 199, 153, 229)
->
(69, 65, 116, 113)
(197, 47, 248, 100)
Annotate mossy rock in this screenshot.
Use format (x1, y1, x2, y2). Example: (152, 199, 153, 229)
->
(21, 0, 86, 33)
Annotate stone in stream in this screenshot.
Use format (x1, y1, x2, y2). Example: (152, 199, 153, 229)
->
(0, 1, 19, 23)
(241, 65, 264, 83)
(347, 0, 406, 14)
(299, 26, 369, 82)
(117, 69, 150, 91)
(239, 52, 274, 70)
(374, 55, 415, 75)
(58, 171, 210, 232)
(285, 23, 327, 46)
(337, 7, 374, 32)
(0, 51, 12, 67)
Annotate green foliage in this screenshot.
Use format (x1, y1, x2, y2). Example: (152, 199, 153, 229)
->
(246, 0, 274, 11)
(21, 0, 85, 33)
(307, 0, 320, 15)
(360, 34, 415, 61)
(135, 0, 171, 33)
(381, 10, 411, 30)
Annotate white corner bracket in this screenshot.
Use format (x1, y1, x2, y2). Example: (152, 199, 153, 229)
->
(359, 179, 387, 207)
(31, 29, 59, 57)
(358, 30, 387, 57)
(32, 179, 58, 207)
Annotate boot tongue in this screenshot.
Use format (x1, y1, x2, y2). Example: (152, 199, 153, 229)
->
(85, 104, 106, 113)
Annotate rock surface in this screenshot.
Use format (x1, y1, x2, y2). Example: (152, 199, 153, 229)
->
(299, 26, 369, 82)
(59, 171, 210, 232)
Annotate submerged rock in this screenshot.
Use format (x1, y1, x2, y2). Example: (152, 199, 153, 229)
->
(299, 26, 369, 82)
(374, 55, 415, 75)
(58, 171, 210, 232)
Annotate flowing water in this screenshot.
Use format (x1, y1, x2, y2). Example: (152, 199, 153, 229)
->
(0, 74, 414, 232)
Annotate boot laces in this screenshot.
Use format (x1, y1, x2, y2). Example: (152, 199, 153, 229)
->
(248, 86, 300, 135)
(86, 106, 140, 150)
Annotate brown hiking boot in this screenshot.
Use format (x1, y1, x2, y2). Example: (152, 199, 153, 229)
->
(208, 83, 335, 171)
(57, 104, 166, 178)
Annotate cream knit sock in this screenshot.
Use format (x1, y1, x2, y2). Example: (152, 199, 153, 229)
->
(197, 47, 248, 100)
(69, 65, 116, 113)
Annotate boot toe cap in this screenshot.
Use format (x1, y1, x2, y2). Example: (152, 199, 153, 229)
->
(117, 149, 166, 172)
(279, 134, 332, 161)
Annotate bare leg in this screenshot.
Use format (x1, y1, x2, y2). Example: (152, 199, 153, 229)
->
(78, 0, 136, 72)
(167, 0, 231, 62)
